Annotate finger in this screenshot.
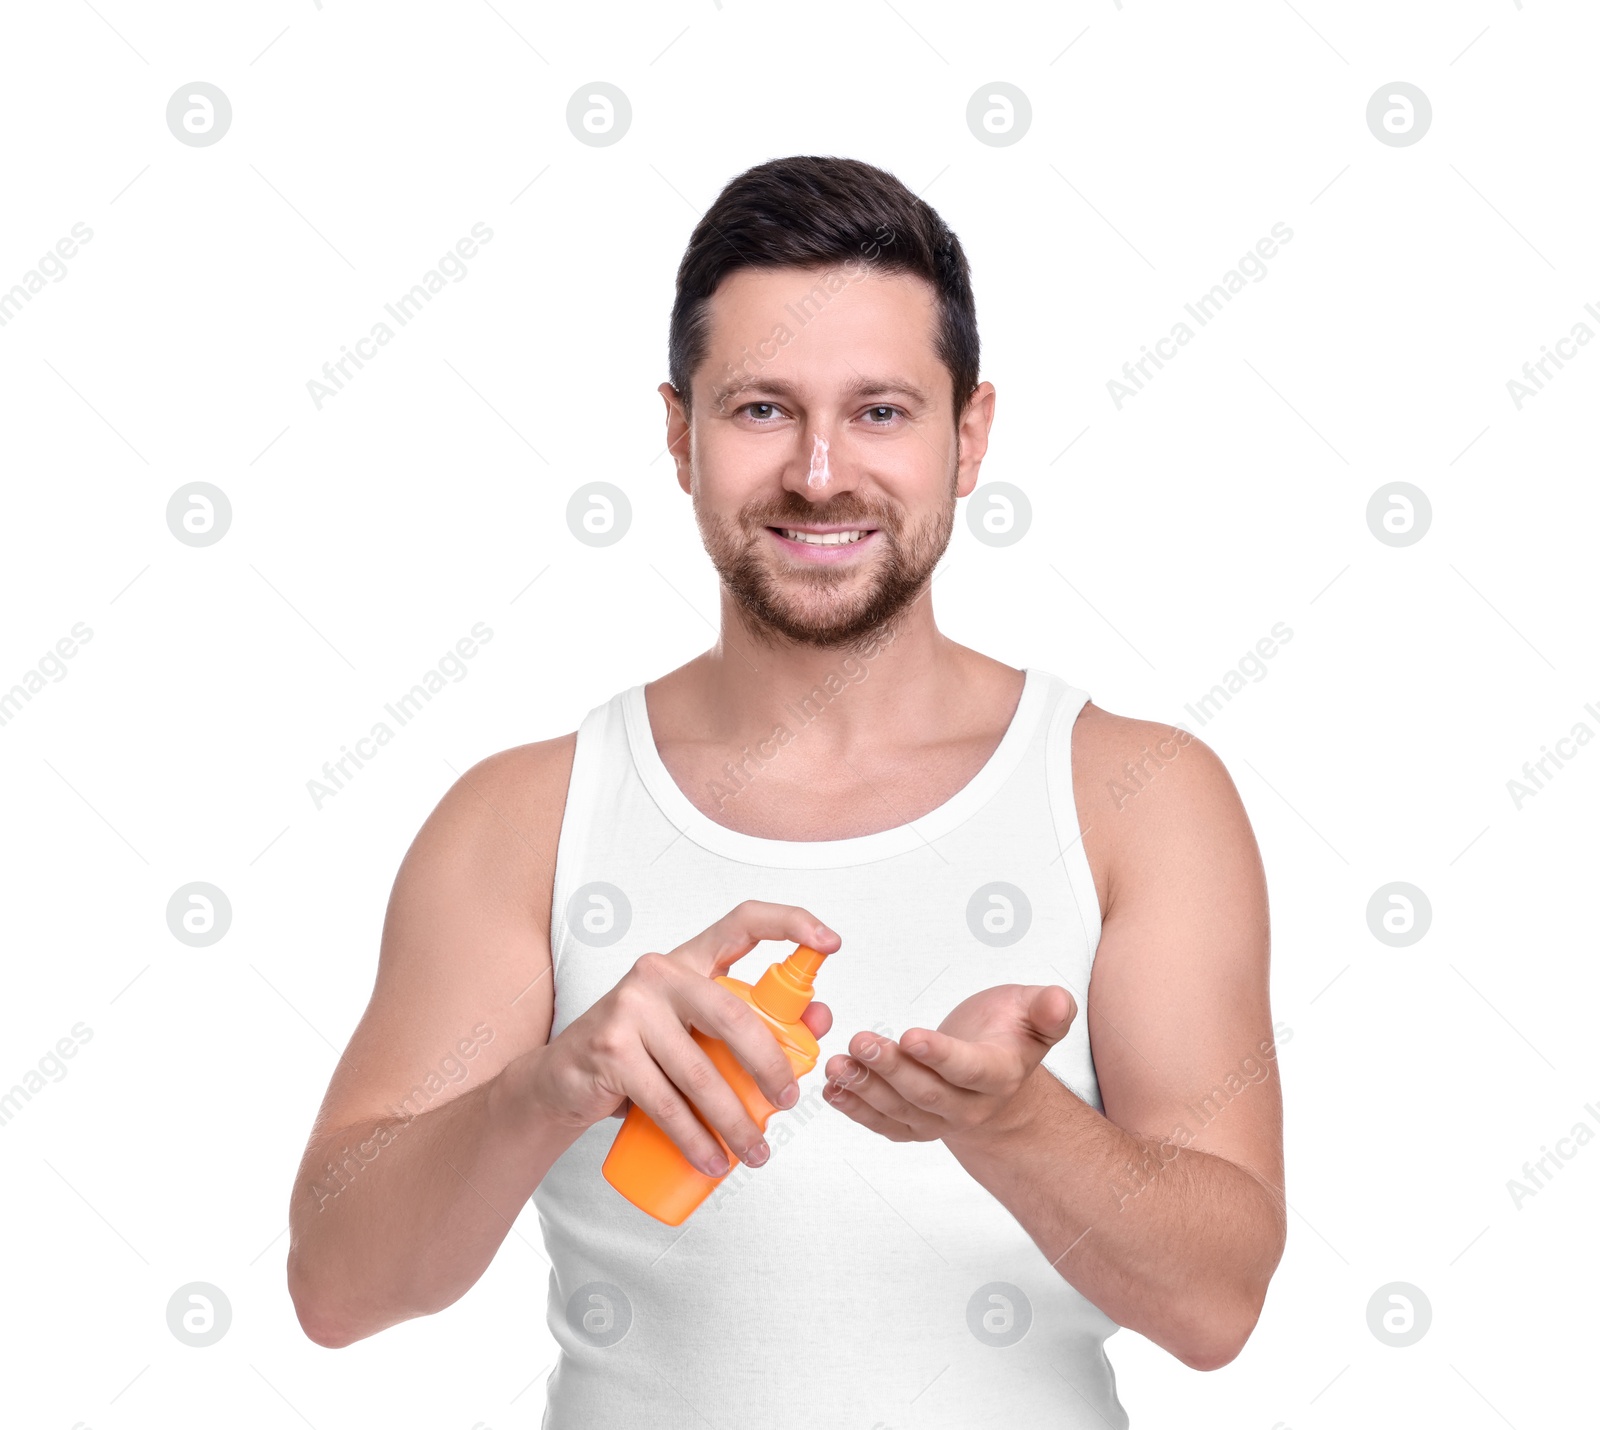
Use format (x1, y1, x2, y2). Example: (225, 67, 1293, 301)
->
(1028, 984, 1078, 1040)
(845, 1034, 974, 1118)
(896, 1027, 1015, 1097)
(668, 900, 841, 978)
(617, 1042, 742, 1177)
(823, 1080, 918, 1141)
(826, 1053, 947, 1131)
(632, 953, 799, 1115)
(800, 1000, 832, 1040)
(637, 1017, 770, 1168)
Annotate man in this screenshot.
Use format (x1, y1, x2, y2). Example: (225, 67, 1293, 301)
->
(287, 155, 1285, 1429)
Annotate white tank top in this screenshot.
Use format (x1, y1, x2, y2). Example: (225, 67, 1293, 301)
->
(532, 667, 1128, 1429)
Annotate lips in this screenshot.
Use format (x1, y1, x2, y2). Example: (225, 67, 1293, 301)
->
(766, 526, 880, 561)
(776, 528, 871, 546)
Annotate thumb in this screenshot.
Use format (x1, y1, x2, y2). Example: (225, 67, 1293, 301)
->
(1027, 985, 1077, 1040)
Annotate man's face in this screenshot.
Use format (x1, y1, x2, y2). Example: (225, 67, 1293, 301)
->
(661, 264, 993, 650)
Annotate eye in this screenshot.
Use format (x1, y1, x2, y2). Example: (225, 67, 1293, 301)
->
(737, 402, 784, 424)
(864, 405, 904, 425)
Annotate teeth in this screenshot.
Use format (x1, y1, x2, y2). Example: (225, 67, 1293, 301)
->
(780, 528, 869, 546)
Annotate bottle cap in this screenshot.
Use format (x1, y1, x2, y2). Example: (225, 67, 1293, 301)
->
(751, 943, 831, 1023)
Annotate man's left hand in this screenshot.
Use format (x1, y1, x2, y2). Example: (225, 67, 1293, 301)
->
(822, 983, 1077, 1144)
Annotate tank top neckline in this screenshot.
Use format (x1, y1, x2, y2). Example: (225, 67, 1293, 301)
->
(618, 666, 1052, 870)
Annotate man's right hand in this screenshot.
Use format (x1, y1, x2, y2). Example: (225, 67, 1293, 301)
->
(523, 902, 839, 1176)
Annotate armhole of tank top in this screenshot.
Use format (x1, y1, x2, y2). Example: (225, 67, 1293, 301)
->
(1045, 681, 1104, 960)
(547, 697, 612, 987)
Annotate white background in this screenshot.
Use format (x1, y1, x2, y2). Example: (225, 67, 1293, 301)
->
(2, 1, 1595, 1426)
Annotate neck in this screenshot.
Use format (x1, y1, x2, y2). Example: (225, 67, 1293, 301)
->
(685, 582, 971, 753)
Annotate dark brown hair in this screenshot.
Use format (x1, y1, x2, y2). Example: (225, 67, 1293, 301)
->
(667, 155, 980, 425)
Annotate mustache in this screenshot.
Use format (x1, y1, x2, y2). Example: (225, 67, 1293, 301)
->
(740, 492, 901, 532)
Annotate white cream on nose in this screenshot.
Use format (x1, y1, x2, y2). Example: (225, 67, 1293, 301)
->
(806, 432, 831, 489)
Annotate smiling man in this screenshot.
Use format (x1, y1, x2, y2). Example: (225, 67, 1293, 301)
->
(287, 155, 1286, 1429)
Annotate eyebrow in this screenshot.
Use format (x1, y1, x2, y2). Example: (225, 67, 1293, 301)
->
(711, 374, 932, 409)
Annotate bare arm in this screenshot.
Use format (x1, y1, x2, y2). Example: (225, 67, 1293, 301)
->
(945, 711, 1286, 1369)
(286, 737, 574, 1349)
(287, 737, 839, 1351)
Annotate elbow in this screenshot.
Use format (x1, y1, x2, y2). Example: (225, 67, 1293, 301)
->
(296, 1308, 357, 1351)
(287, 1240, 422, 1349)
(1177, 1334, 1245, 1373)
(288, 1273, 356, 1350)
(1174, 1314, 1250, 1372)
(1174, 1285, 1269, 1372)
(287, 1244, 364, 1350)
(1179, 1193, 1284, 1370)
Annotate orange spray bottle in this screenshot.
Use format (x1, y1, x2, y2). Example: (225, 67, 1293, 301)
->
(602, 943, 832, 1226)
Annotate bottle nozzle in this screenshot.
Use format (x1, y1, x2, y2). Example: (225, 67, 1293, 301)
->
(751, 943, 832, 1022)
(790, 944, 828, 978)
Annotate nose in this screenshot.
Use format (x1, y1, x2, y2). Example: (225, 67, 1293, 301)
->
(806, 432, 831, 490)
(783, 426, 855, 501)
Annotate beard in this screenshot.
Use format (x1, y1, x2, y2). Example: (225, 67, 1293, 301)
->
(697, 477, 956, 652)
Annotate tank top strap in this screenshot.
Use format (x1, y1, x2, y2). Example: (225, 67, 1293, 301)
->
(1039, 676, 1103, 953)
(547, 691, 629, 971)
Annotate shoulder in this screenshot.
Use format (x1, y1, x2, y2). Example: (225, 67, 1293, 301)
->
(396, 732, 579, 912)
(447, 733, 579, 822)
(1065, 697, 1254, 921)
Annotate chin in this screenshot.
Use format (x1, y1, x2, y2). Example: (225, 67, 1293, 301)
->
(740, 580, 910, 650)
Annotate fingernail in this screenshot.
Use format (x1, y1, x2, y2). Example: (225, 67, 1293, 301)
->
(859, 1041, 880, 1062)
(705, 1153, 730, 1177)
(840, 1058, 862, 1082)
(744, 1141, 769, 1168)
(777, 1083, 799, 1109)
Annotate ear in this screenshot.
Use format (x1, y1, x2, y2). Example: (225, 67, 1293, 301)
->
(659, 381, 692, 494)
(954, 381, 996, 499)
